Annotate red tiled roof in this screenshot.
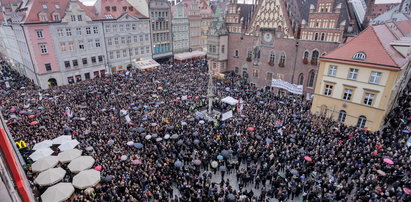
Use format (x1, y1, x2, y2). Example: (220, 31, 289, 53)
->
(321, 20, 411, 69)
(22, 0, 97, 23)
(95, 0, 148, 19)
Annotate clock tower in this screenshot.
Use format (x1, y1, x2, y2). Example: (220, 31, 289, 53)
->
(260, 28, 275, 46)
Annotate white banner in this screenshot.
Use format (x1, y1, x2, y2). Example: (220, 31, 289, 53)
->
(221, 110, 233, 121)
(271, 79, 303, 95)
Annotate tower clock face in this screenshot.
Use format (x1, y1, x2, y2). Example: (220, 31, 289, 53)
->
(263, 32, 273, 42)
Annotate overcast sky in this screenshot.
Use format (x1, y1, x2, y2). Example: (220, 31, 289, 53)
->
(79, 0, 404, 6)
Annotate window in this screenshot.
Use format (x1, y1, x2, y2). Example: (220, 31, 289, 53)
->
(98, 55, 103, 62)
(123, 49, 127, 57)
(60, 42, 66, 51)
(45, 63, 52, 71)
(86, 27, 91, 34)
(66, 28, 72, 36)
(78, 40, 84, 50)
(247, 50, 252, 58)
(71, 15, 76, 21)
(342, 89, 353, 100)
(36, 30, 44, 38)
(279, 53, 286, 66)
(68, 77, 75, 84)
(91, 56, 96, 63)
(357, 116, 367, 128)
(64, 61, 71, 68)
(88, 40, 93, 48)
(76, 28, 82, 36)
(114, 37, 119, 45)
(328, 65, 337, 76)
(57, 29, 64, 37)
(93, 27, 98, 34)
(338, 110, 346, 123)
(266, 72, 273, 81)
(69, 42, 74, 51)
(324, 84, 333, 96)
(311, 50, 319, 64)
(85, 73, 90, 80)
(369, 72, 382, 84)
(132, 24, 136, 30)
(95, 39, 101, 47)
(127, 36, 131, 43)
(234, 50, 239, 57)
(221, 45, 225, 53)
(297, 73, 304, 85)
(112, 25, 117, 32)
(77, 15, 82, 21)
(140, 35, 143, 42)
(119, 24, 124, 31)
(126, 24, 130, 31)
(116, 51, 120, 58)
(107, 38, 112, 46)
(112, 6, 117, 11)
(363, 93, 375, 106)
(121, 37, 125, 44)
(145, 46, 149, 54)
(308, 70, 316, 87)
(82, 58, 88, 65)
(105, 25, 111, 33)
(39, 44, 48, 54)
(135, 48, 139, 55)
(353, 52, 367, 60)
(348, 68, 359, 80)
(269, 52, 275, 63)
(145, 34, 149, 41)
(72, 60, 78, 67)
(253, 69, 258, 77)
(55, 4, 60, 9)
(303, 51, 309, 60)
(109, 52, 114, 59)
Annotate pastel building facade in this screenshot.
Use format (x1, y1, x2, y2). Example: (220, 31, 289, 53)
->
(311, 20, 411, 131)
(171, 2, 190, 53)
(149, 0, 173, 61)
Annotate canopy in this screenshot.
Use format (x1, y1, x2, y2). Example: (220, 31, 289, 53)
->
(52, 135, 72, 145)
(174, 51, 206, 61)
(221, 96, 238, 105)
(29, 148, 54, 161)
(41, 183, 74, 202)
(34, 167, 66, 186)
(133, 58, 160, 70)
(58, 149, 82, 163)
(72, 169, 101, 189)
(33, 140, 53, 150)
(68, 156, 95, 173)
(58, 139, 79, 151)
(32, 156, 59, 173)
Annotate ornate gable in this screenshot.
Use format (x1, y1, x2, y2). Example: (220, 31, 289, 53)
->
(117, 13, 140, 21)
(247, 0, 293, 38)
(62, 0, 92, 23)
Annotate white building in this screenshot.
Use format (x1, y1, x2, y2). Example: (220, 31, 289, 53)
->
(171, 2, 190, 53)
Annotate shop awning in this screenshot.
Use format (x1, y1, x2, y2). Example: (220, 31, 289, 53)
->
(174, 51, 206, 61)
(133, 59, 160, 70)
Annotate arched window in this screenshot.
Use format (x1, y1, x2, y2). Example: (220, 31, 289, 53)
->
(314, 33, 319, 40)
(234, 49, 239, 57)
(297, 73, 304, 85)
(247, 49, 252, 59)
(303, 51, 309, 60)
(320, 33, 325, 41)
(307, 70, 316, 87)
(338, 110, 346, 122)
(357, 116, 367, 128)
(279, 52, 286, 67)
(311, 50, 319, 65)
(269, 51, 275, 63)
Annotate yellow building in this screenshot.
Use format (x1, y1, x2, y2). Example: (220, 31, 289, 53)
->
(311, 20, 411, 131)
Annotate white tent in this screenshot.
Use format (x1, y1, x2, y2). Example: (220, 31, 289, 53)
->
(52, 135, 72, 145)
(58, 139, 79, 151)
(32, 140, 53, 150)
(133, 58, 160, 70)
(29, 148, 54, 161)
(68, 156, 95, 173)
(57, 149, 82, 163)
(174, 51, 206, 61)
(34, 167, 66, 186)
(221, 96, 238, 105)
(32, 156, 59, 173)
(72, 169, 101, 189)
(41, 183, 74, 202)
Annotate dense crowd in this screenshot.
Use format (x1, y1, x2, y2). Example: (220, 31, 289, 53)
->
(1, 59, 411, 202)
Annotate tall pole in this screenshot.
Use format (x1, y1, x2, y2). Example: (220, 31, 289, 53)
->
(291, 40, 299, 84)
(207, 64, 215, 114)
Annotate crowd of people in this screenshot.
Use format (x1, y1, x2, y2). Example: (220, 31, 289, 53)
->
(1, 59, 411, 202)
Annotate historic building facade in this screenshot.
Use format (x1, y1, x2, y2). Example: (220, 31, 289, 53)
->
(311, 20, 411, 131)
(207, 6, 228, 75)
(222, 0, 360, 97)
(149, 0, 173, 61)
(171, 2, 190, 53)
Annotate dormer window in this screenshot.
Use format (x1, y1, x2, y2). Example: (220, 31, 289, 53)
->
(129, 6, 134, 11)
(352, 52, 366, 60)
(123, 6, 127, 11)
(112, 6, 117, 11)
(39, 14, 47, 22)
(42, 4, 48, 9)
(53, 14, 60, 21)
(105, 6, 110, 11)
(55, 5, 60, 9)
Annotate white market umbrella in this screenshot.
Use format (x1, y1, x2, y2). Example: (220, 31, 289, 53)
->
(72, 169, 101, 189)
(57, 149, 82, 163)
(32, 140, 53, 150)
(34, 167, 66, 186)
(52, 135, 72, 145)
(31, 156, 59, 173)
(41, 182, 74, 202)
(68, 156, 95, 173)
(58, 139, 80, 151)
(29, 148, 54, 161)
